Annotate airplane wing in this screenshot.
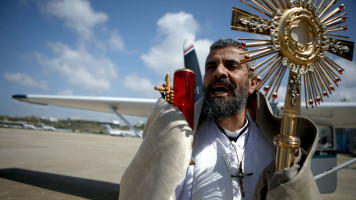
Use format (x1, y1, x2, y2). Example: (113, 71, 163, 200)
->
(278, 102, 356, 128)
(12, 40, 204, 118)
(13, 39, 356, 130)
(12, 94, 157, 117)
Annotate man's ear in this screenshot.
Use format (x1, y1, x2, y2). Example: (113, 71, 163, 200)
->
(248, 77, 257, 94)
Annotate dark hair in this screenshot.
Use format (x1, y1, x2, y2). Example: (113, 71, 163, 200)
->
(209, 39, 255, 78)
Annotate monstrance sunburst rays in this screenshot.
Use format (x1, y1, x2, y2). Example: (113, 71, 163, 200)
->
(231, 0, 354, 110)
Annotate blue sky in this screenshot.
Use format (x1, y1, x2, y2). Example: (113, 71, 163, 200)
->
(1, 0, 356, 123)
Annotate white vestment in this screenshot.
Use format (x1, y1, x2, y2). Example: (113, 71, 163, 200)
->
(119, 91, 321, 200)
(176, 111, 275, 200)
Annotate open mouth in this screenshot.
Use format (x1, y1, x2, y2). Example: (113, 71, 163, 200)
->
(211, 83, 229, 94)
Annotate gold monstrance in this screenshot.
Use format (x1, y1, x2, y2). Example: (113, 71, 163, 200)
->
(231, 0, 354, 171)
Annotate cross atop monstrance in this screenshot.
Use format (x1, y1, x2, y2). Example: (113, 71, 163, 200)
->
(230, 0, 354, 170)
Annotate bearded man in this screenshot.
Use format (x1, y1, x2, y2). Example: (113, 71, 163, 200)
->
(119, 39, 320, 200)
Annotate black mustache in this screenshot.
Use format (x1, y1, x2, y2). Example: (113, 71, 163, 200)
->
(205, 78, 236, 93)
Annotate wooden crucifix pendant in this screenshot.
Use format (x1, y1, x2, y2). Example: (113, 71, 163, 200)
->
(231, 162, 253, 198)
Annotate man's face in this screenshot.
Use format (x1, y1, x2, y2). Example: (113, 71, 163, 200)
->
(204, 46, 255, 98)
(202, 46, 256, 120)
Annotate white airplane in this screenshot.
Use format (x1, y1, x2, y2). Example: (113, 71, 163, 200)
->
(12, 39, 356, 133)
(20, 122, 37, 130)
(12, 95, 156, 137)
(277, 102, 356, 129)
(101, 124, 138, 137)
(0, 120, 36, 129)
(11, 40, 203, 138)
(11, 39, 356, 193)
(41, 123, 56, 131)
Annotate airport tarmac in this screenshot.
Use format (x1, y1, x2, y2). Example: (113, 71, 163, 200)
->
(0, 128, 355, 200)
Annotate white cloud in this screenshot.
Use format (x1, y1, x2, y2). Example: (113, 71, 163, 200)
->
(39, 0, 108, 41)
(4, 72, 48, 90)
(32, 0, 128, 95)
(108, 29, 126, 52)
(36, 42, 117, 94)
(57, 89, 73, 95)
(334, 58, 356, 87)
(141, 12, 212, 76)
(123, 73, 160, 98)
(318, 58, 356, 102)
(195, 39, 213, 77)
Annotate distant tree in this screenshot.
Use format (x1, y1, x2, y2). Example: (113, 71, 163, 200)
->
(340, 97, 350, 102)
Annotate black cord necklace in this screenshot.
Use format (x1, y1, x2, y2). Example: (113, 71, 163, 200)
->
(214, 118, 253, 198)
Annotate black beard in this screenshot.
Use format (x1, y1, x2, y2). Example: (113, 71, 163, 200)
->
(202, 78, 249, 121)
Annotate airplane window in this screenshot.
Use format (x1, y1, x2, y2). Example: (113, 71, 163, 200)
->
(317, 125, 333, 149)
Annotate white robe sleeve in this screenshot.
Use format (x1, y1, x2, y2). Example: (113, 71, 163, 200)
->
(175, 165, 194, 200)
(119, 98, 194, 200)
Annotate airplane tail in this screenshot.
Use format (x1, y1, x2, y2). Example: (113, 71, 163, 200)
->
(102, 124, 113, 132)
(183, 39, 204, 102)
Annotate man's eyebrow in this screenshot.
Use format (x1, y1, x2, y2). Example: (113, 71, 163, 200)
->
(205, 59, 241, 66)
(205, 60, 217, 66)
(223, 59, 240, 65)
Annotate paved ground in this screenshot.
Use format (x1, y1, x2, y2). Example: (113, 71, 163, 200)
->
(0, 128, 355, 199)
(321, 153, 356, 200)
